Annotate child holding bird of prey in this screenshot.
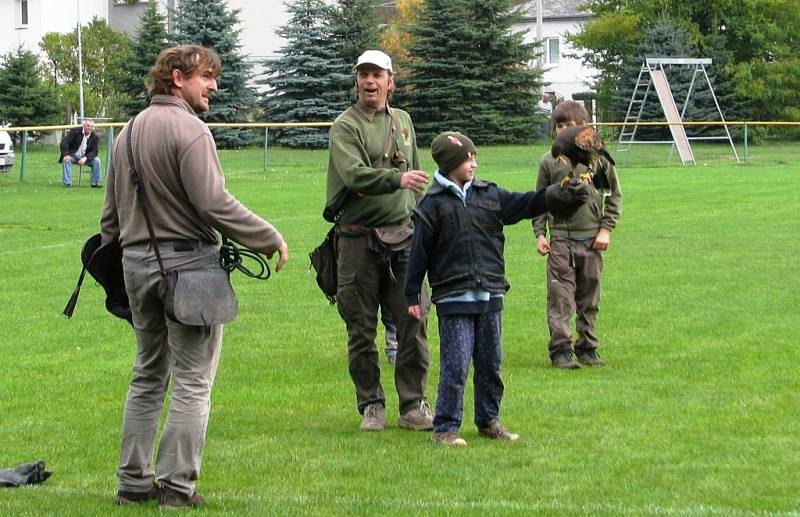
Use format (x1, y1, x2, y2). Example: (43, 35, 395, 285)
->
(532, 101, 623, 369)
(405, 131, 592, 446)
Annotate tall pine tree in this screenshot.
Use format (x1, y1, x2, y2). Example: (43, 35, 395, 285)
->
(173, 0, 256, 147)
(399, 0, 542, 145)
(0, 46, 61, 130)
(330, 0, 382, 67)
(257, 0, 351, 148)
(116, 1, 169, 117)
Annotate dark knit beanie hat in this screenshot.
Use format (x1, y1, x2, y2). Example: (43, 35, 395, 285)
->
(431, 131, 476, 175)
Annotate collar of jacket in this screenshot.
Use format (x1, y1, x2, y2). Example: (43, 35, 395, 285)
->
(353, 102, 392, 122)
(150, 94, 198, 116)
(427, 177, 491, 196)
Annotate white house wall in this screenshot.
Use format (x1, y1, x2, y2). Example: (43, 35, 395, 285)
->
(230, 0, 288, 61)
(514, 17, 598, 101)
(0, 0, 108, 55)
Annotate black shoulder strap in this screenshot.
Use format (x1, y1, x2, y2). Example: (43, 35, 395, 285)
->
(126, 114, 167, 278)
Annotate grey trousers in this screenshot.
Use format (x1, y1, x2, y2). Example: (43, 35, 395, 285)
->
(117, 241, 223, 497)
(546, 237, 603, 356)
(336, 234, 431, 415)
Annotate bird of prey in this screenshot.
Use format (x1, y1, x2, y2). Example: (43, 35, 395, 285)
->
(551, 125, 614, 190)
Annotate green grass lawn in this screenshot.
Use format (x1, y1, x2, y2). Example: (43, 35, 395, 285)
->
(1, 142, 799, 515)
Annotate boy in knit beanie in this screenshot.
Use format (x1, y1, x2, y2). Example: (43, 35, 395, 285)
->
(405, 131, 591, 446)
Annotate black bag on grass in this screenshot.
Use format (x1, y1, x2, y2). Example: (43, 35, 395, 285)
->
(0, 461, 52, 487)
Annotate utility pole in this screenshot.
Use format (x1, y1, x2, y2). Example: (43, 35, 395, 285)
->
(77, 0, 85, 122)
(536, 0, 543, 67)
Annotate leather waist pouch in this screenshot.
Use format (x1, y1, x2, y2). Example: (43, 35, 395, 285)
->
(373, 221, 413, 251)
(166, 268, 238, 326)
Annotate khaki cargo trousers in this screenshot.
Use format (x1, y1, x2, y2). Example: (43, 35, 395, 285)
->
(117, 241, 222, 497)
(336, 233, 431, 415)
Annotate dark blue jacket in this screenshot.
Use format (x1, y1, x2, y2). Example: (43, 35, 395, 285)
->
(405, 178, 549, 307)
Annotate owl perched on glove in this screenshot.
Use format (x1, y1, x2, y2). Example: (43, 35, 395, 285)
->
(551, 125, 614, 191)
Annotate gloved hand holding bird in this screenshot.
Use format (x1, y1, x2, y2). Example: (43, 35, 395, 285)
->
(551, 125, 614, 191)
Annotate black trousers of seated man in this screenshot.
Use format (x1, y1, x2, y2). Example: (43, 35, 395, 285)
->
(336, 233, 431, 415)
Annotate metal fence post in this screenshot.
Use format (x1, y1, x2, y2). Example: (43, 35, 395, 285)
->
(19, 131, 27, 183)
(264, 126, 269, 172)
(743, 122, 748, 162)
(106, 126, 114, 180)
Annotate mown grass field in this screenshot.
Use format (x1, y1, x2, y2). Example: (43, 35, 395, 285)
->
(1, 140, 798, 515)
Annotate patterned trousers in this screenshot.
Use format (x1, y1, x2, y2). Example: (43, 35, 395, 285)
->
(434, 311, 504, 433)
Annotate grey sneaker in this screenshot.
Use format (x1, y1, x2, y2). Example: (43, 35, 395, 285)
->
(398, 400, 434, 431)
(359, 403, 385, 431)
(477, 421, 519, 441)
(576, 349, 606, 366)
(432, 431, 467, 446)
(551, 350, 581, 369)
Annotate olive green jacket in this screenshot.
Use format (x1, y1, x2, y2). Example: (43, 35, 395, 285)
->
(532, 152, 623, 239)
(325, 104, 420, 227)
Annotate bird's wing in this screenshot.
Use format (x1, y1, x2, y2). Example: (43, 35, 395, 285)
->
(598, 147, 616, 166)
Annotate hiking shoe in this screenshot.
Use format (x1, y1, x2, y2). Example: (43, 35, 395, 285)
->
(398, 400, 434, 431)
(551, 350, 581, 369)
(432, 431, 467, 446)
(160, 485, 205, 509)
(478, 421, 519, 441)
(576, 349, 606, 366)
(114, 484, 160, 505)
(359, 403, 385, 431)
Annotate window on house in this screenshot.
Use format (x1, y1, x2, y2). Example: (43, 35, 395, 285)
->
(18, 0, 28, 26)
(546, 38, 560, 64)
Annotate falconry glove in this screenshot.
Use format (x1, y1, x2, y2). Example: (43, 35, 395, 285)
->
(544, 178, 592, 219)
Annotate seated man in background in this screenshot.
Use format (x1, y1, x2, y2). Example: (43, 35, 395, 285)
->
(59, 119, 101, 187)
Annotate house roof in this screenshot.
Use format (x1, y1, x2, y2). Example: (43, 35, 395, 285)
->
(516, 0, 593, 21)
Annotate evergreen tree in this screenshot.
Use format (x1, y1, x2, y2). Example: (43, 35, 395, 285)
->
(0, 46, 61, 131)
(330, 0, 382, 67)
(258, 0, 351, 148)
(400, 0, 542, 145)
(465, 0, 543, 142)
(173, 0, 257, 147)
(116, 1, 169, 117)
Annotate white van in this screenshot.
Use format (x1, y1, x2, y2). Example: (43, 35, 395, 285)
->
(0, 130, 15, 172)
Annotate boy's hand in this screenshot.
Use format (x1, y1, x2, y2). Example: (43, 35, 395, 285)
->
(536, 235, 551, 256)
(408, 304, 423, 320)
(592, 228, 610, 250)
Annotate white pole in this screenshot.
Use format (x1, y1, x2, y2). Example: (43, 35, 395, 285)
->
(77, 0, 85, 121)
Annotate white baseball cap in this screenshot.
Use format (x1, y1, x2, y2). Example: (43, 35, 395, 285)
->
(354, 50, 393, 73)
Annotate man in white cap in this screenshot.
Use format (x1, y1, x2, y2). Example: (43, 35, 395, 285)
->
(325, 50, 433, 432)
